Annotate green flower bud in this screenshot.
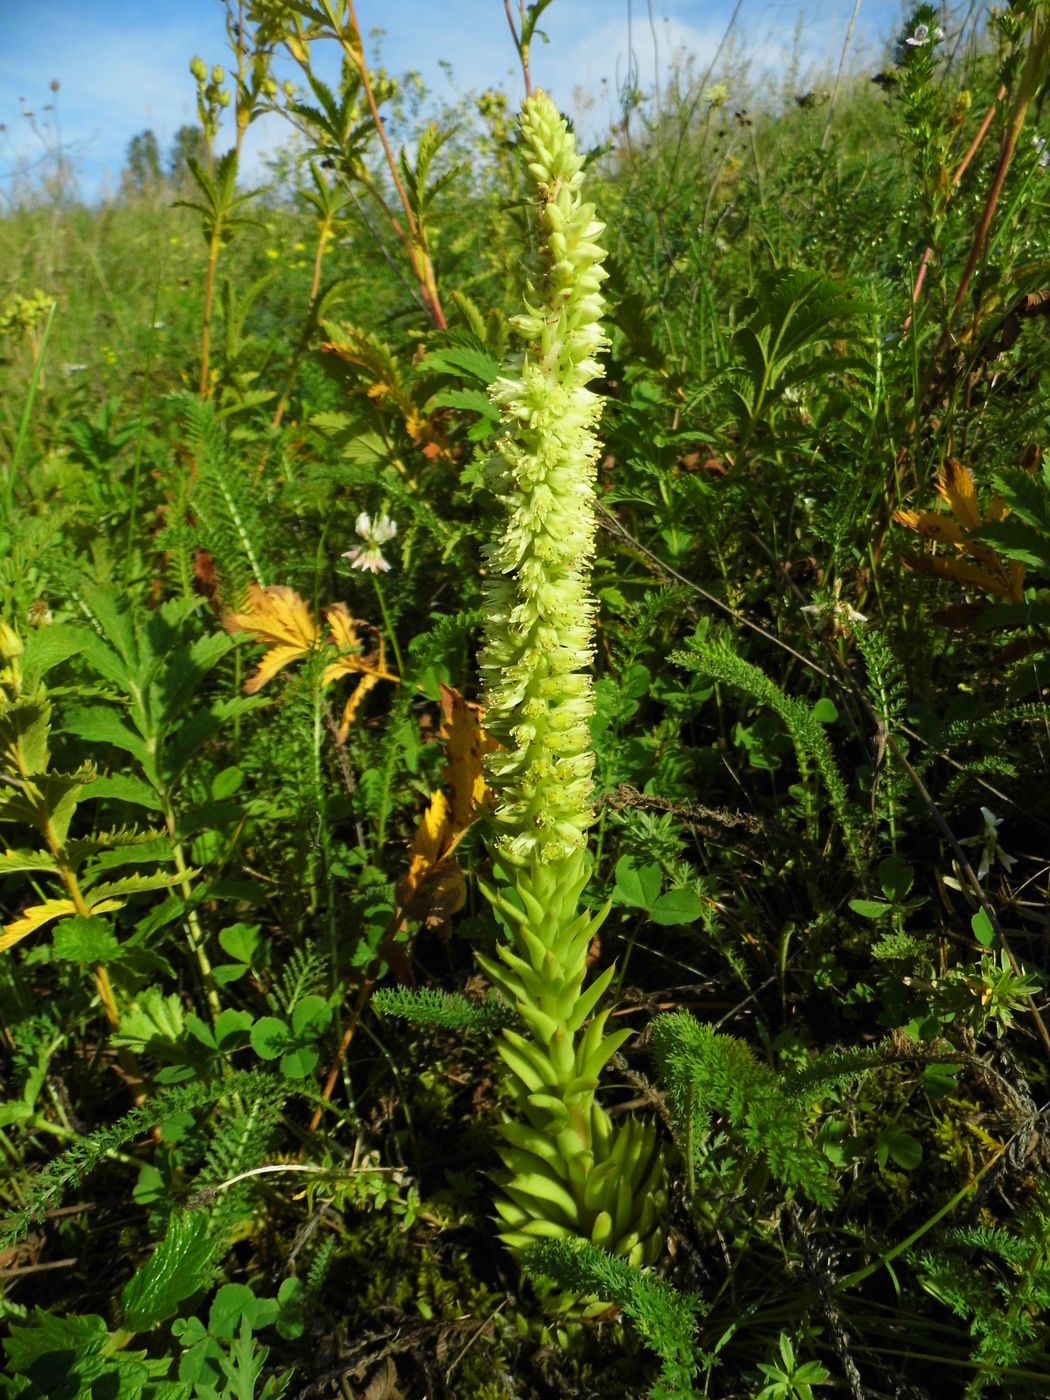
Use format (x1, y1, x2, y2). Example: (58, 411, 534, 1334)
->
(190, 56, 207, 82)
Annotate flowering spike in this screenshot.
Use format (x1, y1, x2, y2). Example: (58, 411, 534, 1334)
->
(475, 91, 665, 1288)
(479, 91, 609, 868)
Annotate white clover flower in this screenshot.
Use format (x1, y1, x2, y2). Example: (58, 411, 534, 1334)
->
(342, 511, 398, 574)
(962, 807, 1017, 882)
(801, 590, 867, 627)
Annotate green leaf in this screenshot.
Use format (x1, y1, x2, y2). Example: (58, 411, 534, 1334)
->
(21, 624, 88, 684)
(113, 987, 187, 1052)
(0, 847, 59, 875)
(4, 1308, 108, 1373)
(190, 1008, 253, 1054)
(811, 696, 837, 724)
(421, 348, 502, 396)
(218, 922, 260, 965)
(280, 1043, 321, 1078)
(650, 887, 702, 926)
(427, 386, 501, 421)
(210, 765, 244, 800)
(878, 854, 914, 903)
(849, 898, 892, 920)
(84, 773, 164, 811)
(922, 1061, 961, 1100)
(971, 908, 996, 948)
(121, 1210, 214, 1330)
(208, 1283, 278, 1341)
(63, 707, 151, 769)
(250, 1015, 290, 1061)
(876, 1125, 922, 1171)
(613, 856, 661, 910)
(52, 916, 120, 965)
(291, 994, 331, 1039)
(0, 695, 51, 776)
(275, 1277, 306, 1340)
(81, 868, 193, 906)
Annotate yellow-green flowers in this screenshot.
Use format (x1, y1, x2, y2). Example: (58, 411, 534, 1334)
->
(479, 91, 608, 867)
(477, 91, 665, 1278)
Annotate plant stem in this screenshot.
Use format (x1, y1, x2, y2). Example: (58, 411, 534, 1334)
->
(6, 298, 56, 515)
(198, 225, 221, 398)
(370, 574, 404, 678)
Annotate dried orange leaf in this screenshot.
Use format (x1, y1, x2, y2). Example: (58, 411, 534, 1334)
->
(322, 610, 399, 741)
(399, 789, 453, 904)
(438, 683, 499, 830)
(223, 585, 317, 693)
(893, 508, 965, 547)
(394, 691, 499, 933)
(938, 458, 981, 530)
(904, 553, 1016, 599)
(324, 602, 360, 652)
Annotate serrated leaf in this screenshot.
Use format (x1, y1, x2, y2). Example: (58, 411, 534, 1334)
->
(21, 624, 88, 684)
(4, 1309, 109, 1372)
(63, 707, 151, 768)
(82, 868, 195, 906)
(52, 916, 121, 964)
(0, 695, 51, 775)
(113, 986, 186, 1051)
(0, 846, 59, 875)
(84, 773, 164, 811)
(427, 386, 501, 420)
(417, 345, 501, 384)
(121, 1210, 214, 1330)
(80, 837, 173, 880)
(308, 409, 354, 433)
(0, 898, 78, 952)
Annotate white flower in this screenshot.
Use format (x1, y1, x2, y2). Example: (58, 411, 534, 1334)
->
(342, 511, 398, 574)
(962, 807, 1017, 882)
(801, 595, 867, 627)
(905, 21, 943, 47)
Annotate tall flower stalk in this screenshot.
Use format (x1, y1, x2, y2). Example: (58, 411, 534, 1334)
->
(476, 91, 665, 1271)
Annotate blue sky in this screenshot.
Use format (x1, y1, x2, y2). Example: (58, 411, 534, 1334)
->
(1, 0, 911, 201)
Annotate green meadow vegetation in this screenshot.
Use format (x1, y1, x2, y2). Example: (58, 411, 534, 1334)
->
(4, 0, 1050, 1393)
